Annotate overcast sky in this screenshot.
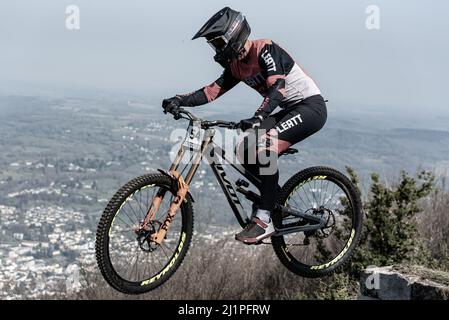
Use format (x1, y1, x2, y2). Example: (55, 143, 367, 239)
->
(0, 0, 448, 114)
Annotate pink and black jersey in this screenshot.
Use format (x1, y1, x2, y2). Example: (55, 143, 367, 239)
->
(178, 39, 321, 118)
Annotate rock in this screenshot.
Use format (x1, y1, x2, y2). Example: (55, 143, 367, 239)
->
(360, 265, 449, 300)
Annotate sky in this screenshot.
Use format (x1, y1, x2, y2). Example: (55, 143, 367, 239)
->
(0, 0, 448, 115)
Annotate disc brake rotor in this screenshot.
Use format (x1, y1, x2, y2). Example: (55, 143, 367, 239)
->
(316, 208, 336, 238)
(136, 220, 162, 252)
(303, 207, 336, 240)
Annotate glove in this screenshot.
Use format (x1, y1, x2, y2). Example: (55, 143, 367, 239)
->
(237, 115, 264, 131)
(162, 96, 182, 115)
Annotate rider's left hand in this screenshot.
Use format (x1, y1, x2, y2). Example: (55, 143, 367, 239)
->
(237, 116, 263, 131)
(162, 96, 182, 115)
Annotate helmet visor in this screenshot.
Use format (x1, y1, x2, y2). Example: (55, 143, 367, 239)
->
(206, 13, 245, 52)
(207, 35, 228, 52)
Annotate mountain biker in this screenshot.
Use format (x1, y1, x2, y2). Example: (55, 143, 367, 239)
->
(162, 7, 327, 244)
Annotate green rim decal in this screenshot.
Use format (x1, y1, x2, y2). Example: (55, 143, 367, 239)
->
(310, 228, 356, 270)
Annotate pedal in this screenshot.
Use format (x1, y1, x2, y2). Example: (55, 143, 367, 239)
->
(241, 240, 264, 246)
(236, 179, 250, 188)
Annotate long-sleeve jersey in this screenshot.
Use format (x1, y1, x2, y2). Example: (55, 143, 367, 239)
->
(178, 39, 321, 118)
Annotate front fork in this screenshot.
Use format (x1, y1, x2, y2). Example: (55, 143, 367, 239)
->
(148, 171, 189, 244)
(143, 132, 213, 245)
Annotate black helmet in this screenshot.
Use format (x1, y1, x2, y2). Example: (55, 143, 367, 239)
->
(192, 7, 251, 66)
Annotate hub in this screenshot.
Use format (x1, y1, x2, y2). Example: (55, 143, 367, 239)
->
(135, 220, 162, 252)
(315, 207, 336, 239)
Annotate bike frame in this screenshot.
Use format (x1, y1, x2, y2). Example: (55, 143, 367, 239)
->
(148, 118, 326, 245)
(174, 129, 261, 228)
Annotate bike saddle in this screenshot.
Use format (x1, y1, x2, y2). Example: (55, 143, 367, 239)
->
(280, 148, 299, 156)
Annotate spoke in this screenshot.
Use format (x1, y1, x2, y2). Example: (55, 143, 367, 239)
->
(113, 230, 135, 234)
(323, 180, 331, 205)
(126, 244, 140, 280)
(159, 243, 171, 260)
(138, 189, 145, 219)
(146, 186, 149, 211)
(300, 184, 315, 209)
(112, 233, 135, 243)
(161, 242, 175, 255)
(152, 249, 166, 272)
(128, 255, 137, 281)
(134, 247, 142, 281)
(142, 251, 150, 280)
(311, 180, 320, 208)
(118, 205, 137, 226)
(312, 179, 318, 205)
(331, 192, 351, 213)
(151, 187, 157, 206)
(322, 183, 337, 208)
(114, 216, 135, 230)
(111, 239, 136, 250)
(120, 205, 139, 228)
(294, 188, 311, 211)
(332, 236, 348, 249)
(125, 200, 141, 224)
(147, 252, 154, 278)
(135, 189, 149, 220)
(162, 240, 175, 252)
(319, 179, 325, 207)
(290, 197, 307, 215)
(322, 182, 335, 208)
(114, 243, 139, 259)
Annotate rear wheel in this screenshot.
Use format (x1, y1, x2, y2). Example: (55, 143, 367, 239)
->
(272, 167, 363, 278)
(95, 173, 194, 294)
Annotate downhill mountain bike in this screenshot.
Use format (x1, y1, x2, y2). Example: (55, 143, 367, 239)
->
(95, 107, 363, 294)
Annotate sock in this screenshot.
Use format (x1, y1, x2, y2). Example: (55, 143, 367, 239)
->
(256, 209, 271, 224)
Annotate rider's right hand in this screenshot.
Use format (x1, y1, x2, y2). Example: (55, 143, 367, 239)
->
(162, 96, 182, 115)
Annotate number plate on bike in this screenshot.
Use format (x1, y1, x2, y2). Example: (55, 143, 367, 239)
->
(183, 121, 204, 151)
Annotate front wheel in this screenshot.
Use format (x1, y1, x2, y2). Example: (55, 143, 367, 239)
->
(272, 167, 363, 278)
(95, 173, 194, 294)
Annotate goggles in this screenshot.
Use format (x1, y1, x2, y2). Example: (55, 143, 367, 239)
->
(207, 13, 244, 52)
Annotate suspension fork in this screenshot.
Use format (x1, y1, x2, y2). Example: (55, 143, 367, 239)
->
(149, 171, 189, 244)
(141, 147, 186, 230)
(149, 132, 214, 245)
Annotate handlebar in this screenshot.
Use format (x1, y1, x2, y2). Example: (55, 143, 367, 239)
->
(202, 120, 238, 129)
(166, 107, 238, 130)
